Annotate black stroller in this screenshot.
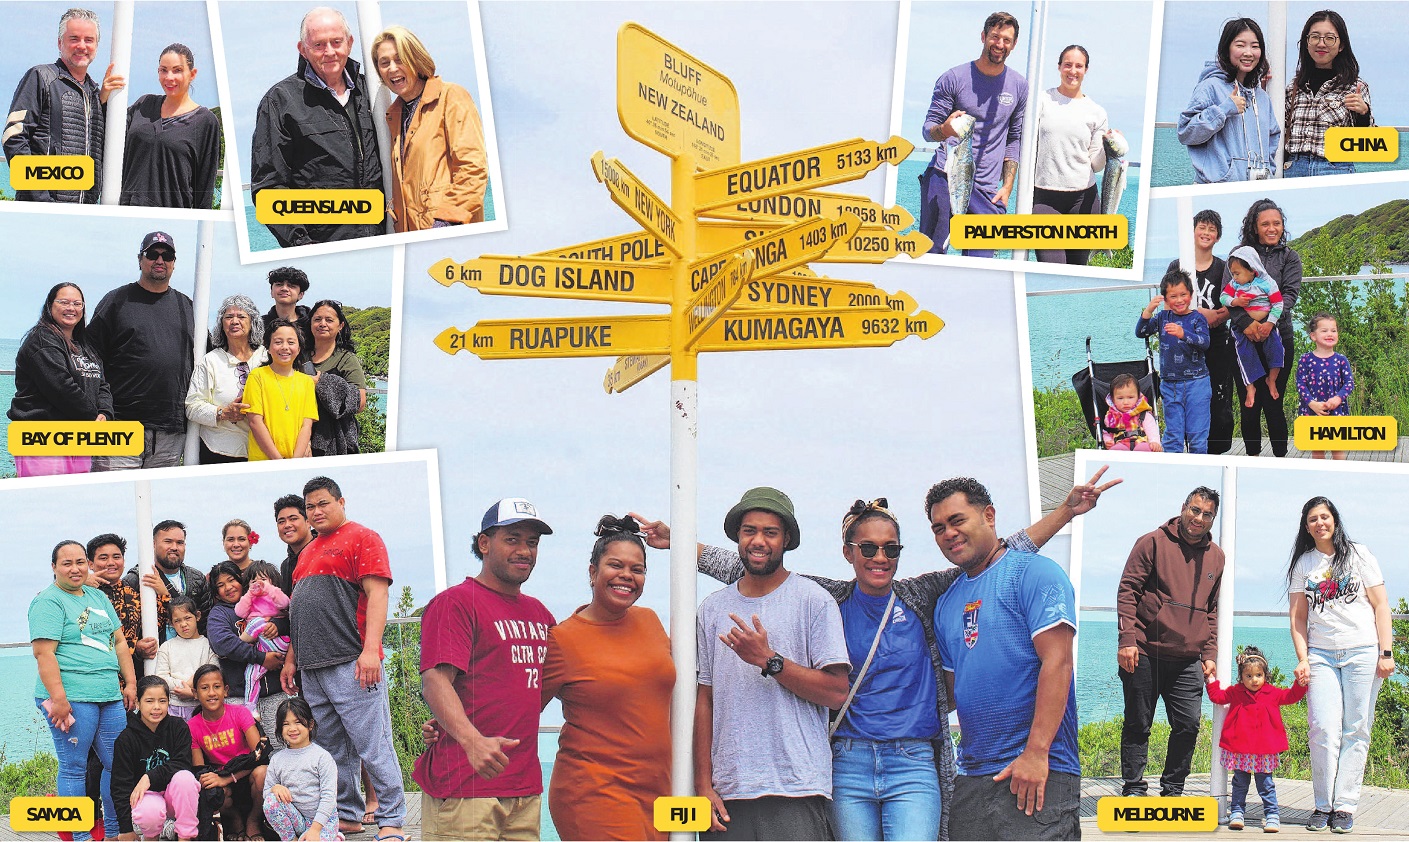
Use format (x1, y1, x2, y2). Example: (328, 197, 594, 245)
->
(1071, 336, 1160, 449)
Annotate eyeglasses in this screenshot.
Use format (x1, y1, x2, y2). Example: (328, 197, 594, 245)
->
(54, 299, 85, 308)
(847, 541, 903, 560)
(235, 361, 250, 389)
(1307, 34, 1339, 45)
(143, 248, 176, 261)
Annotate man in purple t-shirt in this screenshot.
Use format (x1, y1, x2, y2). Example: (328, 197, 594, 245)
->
(920, 11, 1028, 258)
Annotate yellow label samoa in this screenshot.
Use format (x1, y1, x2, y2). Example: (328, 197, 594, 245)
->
(254, 189, 385, 225)
(948, 214, 1126, 250)
(1323, 127, 1398, 162)
(1097, 796, 1218, 832)
(8, 155, 94, 190)
(1294, 415, 1397, 451)
(8, 421, 144, 455)
(11, 797, 94, 831)
(652, 796, 712, 832)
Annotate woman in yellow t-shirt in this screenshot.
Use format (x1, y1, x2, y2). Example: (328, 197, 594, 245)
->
(243, 320, 318, 460)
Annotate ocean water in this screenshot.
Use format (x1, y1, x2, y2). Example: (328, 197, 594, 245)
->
(0, 158, 221, 207)
(1151, 126, 1409, 188)
(895, 158, 1141, 263)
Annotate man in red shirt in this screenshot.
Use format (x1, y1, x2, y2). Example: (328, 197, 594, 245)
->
(280, 476, 405, 839)
(414, 498, 555, 841)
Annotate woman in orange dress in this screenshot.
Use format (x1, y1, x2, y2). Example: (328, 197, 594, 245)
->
(541, 515, 674, 841)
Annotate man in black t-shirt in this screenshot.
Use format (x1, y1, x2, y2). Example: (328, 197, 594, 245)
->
(1165, 210, 1236, 454)
(89, 232, 195, 469)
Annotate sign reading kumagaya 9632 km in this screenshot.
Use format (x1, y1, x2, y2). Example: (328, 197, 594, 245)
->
(617, 23, 740, 167)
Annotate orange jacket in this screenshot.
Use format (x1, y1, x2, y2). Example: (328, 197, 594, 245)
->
(384, 75, 487, 231)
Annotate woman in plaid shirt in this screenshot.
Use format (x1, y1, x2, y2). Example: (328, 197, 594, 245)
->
(1284, 11, 1371, 178)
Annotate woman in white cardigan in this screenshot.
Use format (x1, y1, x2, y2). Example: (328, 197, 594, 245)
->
(185, 294, 269, 463)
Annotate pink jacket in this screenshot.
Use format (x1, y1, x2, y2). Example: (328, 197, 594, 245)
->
(1206, 678, 1307, 755)
(235, 578, 289, 621)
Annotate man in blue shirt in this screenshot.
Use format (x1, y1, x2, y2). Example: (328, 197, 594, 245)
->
(928, 477, 1080, 841)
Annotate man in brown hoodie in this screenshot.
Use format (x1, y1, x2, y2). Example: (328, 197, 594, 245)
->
(1116, 486, 1225, 797)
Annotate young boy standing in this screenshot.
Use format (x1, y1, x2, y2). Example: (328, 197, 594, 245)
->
(1138, 269, 1213, 453)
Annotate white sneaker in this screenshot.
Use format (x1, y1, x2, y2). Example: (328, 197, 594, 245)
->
(159, 818, 177, 840)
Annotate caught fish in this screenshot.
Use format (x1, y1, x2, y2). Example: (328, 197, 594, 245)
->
(941, 113, 977, 252)
(1099, 129, 1129, 217)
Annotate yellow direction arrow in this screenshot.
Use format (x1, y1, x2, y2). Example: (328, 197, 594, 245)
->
(618, 23, 740, 168)
(684, 248, 755, 348)
(734, 278, 919, 315)
(530, 230, 669, 264)
(697, 218, 901, 256)
(818, 229, 933, 263)
(695, 308, 943, 353)
(604, 354, 670, 394)
(694, 136, 914, 212)
(429, 256, 674, 304)
(592, 152, 683, 256)
(705, 190, 915, 230)
(435, 316, 669, 361)
(689, 213, 861, 291)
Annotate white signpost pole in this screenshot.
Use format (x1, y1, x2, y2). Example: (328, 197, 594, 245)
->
(100, 1, 134, 205)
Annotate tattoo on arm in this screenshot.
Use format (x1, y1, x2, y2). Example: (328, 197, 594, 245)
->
(1002, 159, 1018, 187)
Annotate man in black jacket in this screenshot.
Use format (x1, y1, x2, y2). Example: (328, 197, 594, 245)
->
(251, 6, 384, 246)
(124, 520, 212, 640)
(3, 7, 123, 202)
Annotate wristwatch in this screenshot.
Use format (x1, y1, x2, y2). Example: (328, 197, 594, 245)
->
(762, 653, 785, 677)
(1383, 650, 1394, 658)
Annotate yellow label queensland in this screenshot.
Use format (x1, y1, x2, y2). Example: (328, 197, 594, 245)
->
(653, 796, 712, 832)
(949, 214, 1127, 250)
(1295, 415, 1397, 450)
(1097, 796, 1218, 832)
(8, 421, 144, 455)
(9, 155, 94, 190)
(11, 796, 94, 831)
(255, 189, 384, 225)
(1324, 127, 1398, 162)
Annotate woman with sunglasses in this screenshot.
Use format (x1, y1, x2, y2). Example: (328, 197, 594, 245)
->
(1284, 11, 1371, 178)
(185, 294, 268, 463)
(308, 299, 368, 456)
(633, 469, 1116, 840)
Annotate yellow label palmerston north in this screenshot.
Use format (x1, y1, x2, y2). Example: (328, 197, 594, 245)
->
(653, 796, 712, 832)
(949, 214, 1127, 250)
(617, 23, 740, 167)
(254, 189, 384, 225)
(1097, 796, 1218, 832)
(1294, 416, 1397, 451)
(1324, 127, 1398, 162)
(8, 155, 94, 190)
(8, 422, 144, 456)
(11, 797, 94, 831)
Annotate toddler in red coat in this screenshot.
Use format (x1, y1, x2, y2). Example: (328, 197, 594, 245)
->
(1207, 646, 1308, 832)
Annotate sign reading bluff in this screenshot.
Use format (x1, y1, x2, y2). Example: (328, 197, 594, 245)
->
(592, 152, 683, 256)
(429, 256, 674, 304)
(618, 23, 740, 167)
(695, 308, 944, 353)
(694, 136, 914, 212)
(435, 316, 669, 361)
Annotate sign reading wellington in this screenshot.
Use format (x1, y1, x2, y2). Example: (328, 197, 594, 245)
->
(617, 23, 740, 168)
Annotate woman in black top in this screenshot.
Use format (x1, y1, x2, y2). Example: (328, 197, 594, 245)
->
(7, 282, 113, 476)
(121, 43, 221, 208)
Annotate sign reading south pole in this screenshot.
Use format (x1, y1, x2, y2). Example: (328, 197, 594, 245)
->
(618, 23, 740, 167)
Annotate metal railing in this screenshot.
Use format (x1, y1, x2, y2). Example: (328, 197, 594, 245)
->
(1027, 270, 1409, 297)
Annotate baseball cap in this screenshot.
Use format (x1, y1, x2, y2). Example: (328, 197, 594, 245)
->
(481, 498, 553, 535)
(139, 231, 176, 255)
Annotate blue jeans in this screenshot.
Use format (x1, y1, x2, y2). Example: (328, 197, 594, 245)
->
(1161, 376, 1212, 454)
(1230, 770, 1278, 817)
(830, 738, 941, 841)
(1284, 153, 1355, 178)
(38, 698, 125, 840)
(1307, 645, 1383, 813)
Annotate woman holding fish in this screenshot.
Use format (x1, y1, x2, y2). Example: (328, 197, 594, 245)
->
(1178, 18, 1281, 183)
(1284, 10, 1371, 178)
(1032, 45, 1125, 265)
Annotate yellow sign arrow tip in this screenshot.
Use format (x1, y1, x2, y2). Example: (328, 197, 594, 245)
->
(590, 150, 607, 183)
(434, 327, 469, 355)
(911, 311, 945, 340)
(428, 259, 459, 287)
(884, 205, 917, 230)
(903, 230, 933, 257)
(887, 135, 916, 160)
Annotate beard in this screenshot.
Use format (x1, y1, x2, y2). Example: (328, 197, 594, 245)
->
(743, 553, 784, 578)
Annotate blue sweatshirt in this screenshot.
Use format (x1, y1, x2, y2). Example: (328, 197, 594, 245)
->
(1138, 309, 1211, 381)
(1178, 62, 1281, 184)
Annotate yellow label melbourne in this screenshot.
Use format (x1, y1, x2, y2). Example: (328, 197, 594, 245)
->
(9, 155, 94, 190)
(653, 796, 712, 832)
(1324, 127, 1398, 162)
(255, 189, 384, 225)
(948, 214, 1127, 250)
(1294, 416, 1397, 451)
(9, 421, 144, 455)
(1097, 796, 1218, 832)
(11, 797, 94, 831)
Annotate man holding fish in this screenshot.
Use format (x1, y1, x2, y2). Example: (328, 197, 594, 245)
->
(919, 11, 1028, 257)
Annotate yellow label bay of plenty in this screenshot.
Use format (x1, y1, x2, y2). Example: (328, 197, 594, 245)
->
(1097, 796, 1218, 832)
(618, 23, 740, 167)
(8, 155, 94, 190)
(1324, 127, 1398, 162)
(254, 189, 384, 225)
(8, 422, 144, 455)
(949, 214, 1127, 250)
(1294, 416, 1397, 450)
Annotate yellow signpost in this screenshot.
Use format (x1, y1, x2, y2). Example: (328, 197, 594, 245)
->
(695, 307, 943, 352)
(821, 229, 934, 263)
(704, 189, 915, 230)
(429, 255, 674, 303)
(434, 315, 668, 360)
(693, 136, 914, 211)
(616, 23, 740, 168)
(531, 230, 670, 264)
(593, 152, 684, 256)
(604, 353, 671, 394)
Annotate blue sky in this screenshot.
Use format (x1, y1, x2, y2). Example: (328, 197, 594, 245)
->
(900, 1, 1155, 164)
(0, 213, 393, 343)
(1156, 1, 1409, 125)
(0, 455, 439, 644)
(397, 2, 1039, 638)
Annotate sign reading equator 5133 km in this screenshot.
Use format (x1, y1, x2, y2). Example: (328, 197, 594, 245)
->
(618, 23, 740, 167)
(694, 136, 914, 211)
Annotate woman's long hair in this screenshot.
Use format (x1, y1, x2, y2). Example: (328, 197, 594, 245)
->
(1285, 496, 1355, 594)
(309, 300, 356, 352)
(30, 282, 91, 355)
(1289, 10, 1358, 110)
(1216, 18, 1270, 87)
(1238, 198, 1287, 249)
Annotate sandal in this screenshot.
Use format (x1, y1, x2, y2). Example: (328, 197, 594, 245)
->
(373, 833, 407, 842)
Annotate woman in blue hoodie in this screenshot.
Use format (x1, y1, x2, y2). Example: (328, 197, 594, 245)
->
(1178, 18, 1281, 183)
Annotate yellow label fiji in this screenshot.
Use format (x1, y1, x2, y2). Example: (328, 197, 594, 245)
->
(11, 797, 94, 831)
(1294, 415, 1397, 451)
(949, 214, 1127, 250)
(652, 796, 712, 832)
(1324, 127, 1398, 162)
(1097, 796, 1218, 832)
(254, 189, 384, 225)
(8, 421, 144, 455)
(8, 155, 94, 190)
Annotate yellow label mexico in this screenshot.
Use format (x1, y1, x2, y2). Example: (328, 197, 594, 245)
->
(254, 189, 385, 225)
(8, 155, 94, 190)
(8, 422, 144, 455)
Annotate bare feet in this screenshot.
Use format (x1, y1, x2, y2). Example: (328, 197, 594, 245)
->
(1267, 370, 1281, 399)
(1244, 384, 1258, 408)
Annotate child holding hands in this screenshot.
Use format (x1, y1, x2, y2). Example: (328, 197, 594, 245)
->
(1137, 268, 1212, 453)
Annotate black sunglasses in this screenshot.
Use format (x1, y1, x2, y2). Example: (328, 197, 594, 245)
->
(847, 541, 903, 559)
(143, 248, 176, 261)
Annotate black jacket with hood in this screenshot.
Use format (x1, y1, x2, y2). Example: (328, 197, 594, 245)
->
(1117, 516, 1226, 662)
(7, 325, 113, 421)
(111, 710, 194, 834)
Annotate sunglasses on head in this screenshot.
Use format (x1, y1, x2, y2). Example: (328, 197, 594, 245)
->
(847, 541, 903, 559)
(143, 248, 175, 261)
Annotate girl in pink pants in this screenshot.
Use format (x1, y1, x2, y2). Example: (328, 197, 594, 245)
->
(111, 676, 200, 840)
